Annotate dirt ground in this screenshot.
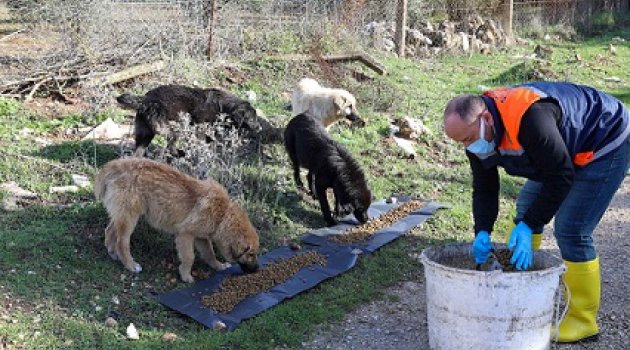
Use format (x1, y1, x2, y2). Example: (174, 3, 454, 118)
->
(296, 177, 630, 350)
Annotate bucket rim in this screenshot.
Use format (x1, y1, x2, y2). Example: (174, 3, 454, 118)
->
(419, 243, 566, 277)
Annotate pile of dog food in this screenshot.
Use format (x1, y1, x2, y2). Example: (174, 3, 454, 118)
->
(492, 249, 516, 272)
(330, 200, 424, 244)
(201, 251, 327, 313)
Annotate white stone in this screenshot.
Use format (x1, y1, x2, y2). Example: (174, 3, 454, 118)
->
(71, 174, 91, 188)
(82, 118, 125, 141)
(245, 90, 257, 102)
(1, 182, 38, 199)
(49, 185, 80, 194)
(459, 32, 470, 52)
(392, 136, 417, 159)
(126, 323, 139, 340)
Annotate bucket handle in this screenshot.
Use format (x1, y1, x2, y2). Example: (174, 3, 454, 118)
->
(553, 278, 571, 340)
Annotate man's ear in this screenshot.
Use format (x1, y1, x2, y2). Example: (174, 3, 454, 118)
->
(481, 109, 494, 127)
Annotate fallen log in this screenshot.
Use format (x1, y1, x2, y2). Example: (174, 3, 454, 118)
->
(263, 51, 386, 75)
(85, 60, 166, 86)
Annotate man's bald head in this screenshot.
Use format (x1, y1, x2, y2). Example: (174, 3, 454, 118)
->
(444, 94, 486, 124)
(443, 94, 490, 145)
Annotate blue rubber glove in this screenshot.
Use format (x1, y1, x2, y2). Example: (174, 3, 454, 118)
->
(508, 221, 533, 270)
(472, 230, 492, 264)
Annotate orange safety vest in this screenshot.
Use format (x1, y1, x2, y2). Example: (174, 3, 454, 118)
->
(483, 87, 595, 166)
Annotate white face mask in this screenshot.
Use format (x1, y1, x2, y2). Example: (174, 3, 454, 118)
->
(466, 117, 495, 157)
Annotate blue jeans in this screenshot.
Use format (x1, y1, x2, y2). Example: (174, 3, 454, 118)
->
(514, 137, 630, 262)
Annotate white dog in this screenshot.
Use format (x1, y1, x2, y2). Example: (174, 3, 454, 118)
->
(291, 78, 365, 129)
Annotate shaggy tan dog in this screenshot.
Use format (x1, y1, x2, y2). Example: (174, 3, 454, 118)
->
(291, 78, 365, 129)
(94, 158, 259, 282)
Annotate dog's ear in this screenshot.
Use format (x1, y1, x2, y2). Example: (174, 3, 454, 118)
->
(232, 237, 251, 259)
(333, 95, 347, 114)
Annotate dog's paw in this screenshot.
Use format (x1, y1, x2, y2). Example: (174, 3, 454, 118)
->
(133, 263, 142, 273)
(180, 274, 194, 283)
(215, 262, 232, 271)
(335, 203, 353, 217)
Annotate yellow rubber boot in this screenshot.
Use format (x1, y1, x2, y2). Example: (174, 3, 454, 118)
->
(505, 227, 542, 249)
(554, 258, 600, 343)
(531, 233, 542, 249)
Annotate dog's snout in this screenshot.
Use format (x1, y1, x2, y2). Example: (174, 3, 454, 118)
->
(239, 262, 259, 273)
(347, 114, 366, 127)
(355, 209, 369, 224)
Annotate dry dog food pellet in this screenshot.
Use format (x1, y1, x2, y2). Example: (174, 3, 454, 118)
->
(201, 251, 327, 313)
(330, 200, 423, 244)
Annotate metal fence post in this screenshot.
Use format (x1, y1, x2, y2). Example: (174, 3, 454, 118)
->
(503, 0, 513, 38)
(395, 0, 408, 57)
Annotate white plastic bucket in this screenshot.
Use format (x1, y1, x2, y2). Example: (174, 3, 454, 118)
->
(420, 243, 565, 350)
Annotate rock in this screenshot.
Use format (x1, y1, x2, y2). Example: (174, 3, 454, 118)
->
(49, 185, 80, 194)
(1, 182, 38, 210)
(604, 76, 623, 83)
(104, 317, 117, 328)
(609, 43, 617, 55)
(71, 174, 91, 188)
(406, 29, 425, 46)
(458, 32, 469, 52)
(1, 182, 38, 199)
(245, 90, 257, 102)
(515, 37, 529, 45)
(161, 332, 177, 342)
(18, 128, 33, 135)
(126, 323, 139, 340)
(382, 38, 395, 52)
(534, 44, 553, 59)
(82, 118, 126, 141)
(392, 136, 417, 159)
(392, 117, 430, 140)
(212, 320, 227, 332)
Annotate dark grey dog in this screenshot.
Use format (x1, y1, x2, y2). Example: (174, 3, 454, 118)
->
(117, 84, 263, 156)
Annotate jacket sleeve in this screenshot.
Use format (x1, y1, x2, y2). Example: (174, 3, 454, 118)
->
(467, 151, 500, 234)
(518, 101, 575, 229)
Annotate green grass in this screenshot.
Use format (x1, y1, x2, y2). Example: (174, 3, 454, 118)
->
(1, 27, 630, 349)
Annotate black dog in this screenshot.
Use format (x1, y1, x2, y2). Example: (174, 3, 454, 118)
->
(116, 84, 263, 156)
(284, 113, 371, 226)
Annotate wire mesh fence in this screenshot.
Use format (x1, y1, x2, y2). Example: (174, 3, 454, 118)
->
(2, 0, 628, 97)
(4, 0, 626, 62)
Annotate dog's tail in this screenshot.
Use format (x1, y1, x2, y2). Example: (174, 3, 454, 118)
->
(116, 93, 144, 110)
(94, 162, 123, 201)
(93, 167, 109, 201)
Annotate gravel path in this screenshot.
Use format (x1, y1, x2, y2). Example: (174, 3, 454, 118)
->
(295, 177, 630, 350)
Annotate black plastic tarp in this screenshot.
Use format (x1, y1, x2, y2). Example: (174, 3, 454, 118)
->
(158, 244, 358, 330)
(300, 199, 447, 253)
